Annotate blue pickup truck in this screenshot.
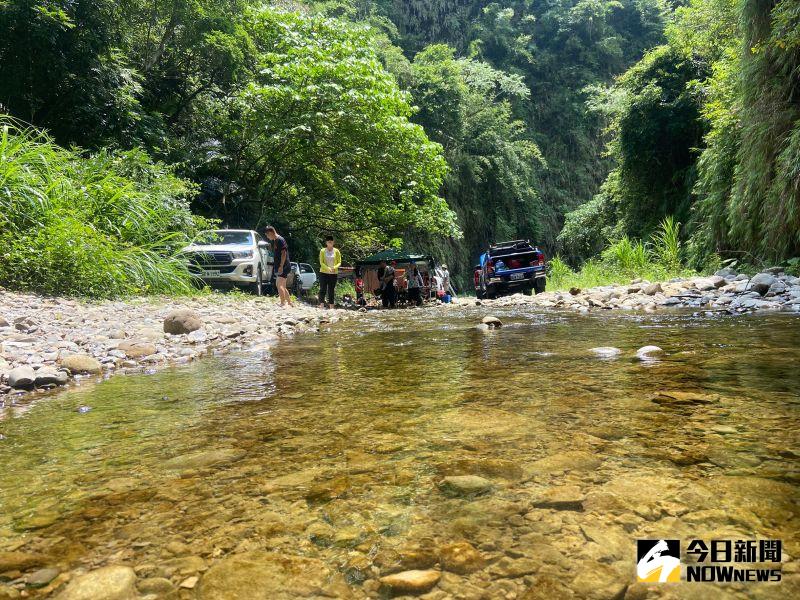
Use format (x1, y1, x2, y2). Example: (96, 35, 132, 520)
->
(476, 240, 547, 299)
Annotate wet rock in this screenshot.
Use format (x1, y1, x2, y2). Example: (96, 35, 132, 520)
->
(532, 485, 585, 511)
(569, 287, 581, 295)
(59, 354, 102, 375)
(164, 449, 244, 471)
(520, 574, 575, 599)
(651, 390, 719, 406)
(26, 568, 60, 587)
(481, 316, 502, 328)
(436, 458, 523, 481)
(34, 367, 69, 387)
(590, 347, 621, 358)
(438, 475, 493, 497)
(136, 577, 174, 595)
(527, 451, 601, 475)
(163, 309, 202, 335)
(7, 366, 35, 389)
(570, 562, 628, 600)
(635, 345, 663, 360)
(488, 557, 538, 578)
(379, 569, 440, 595)
(0, 551, 45, 572)
(748, 273, 776, 295)
(197, 551, 337, 599)
(55, 565, 136, 600)
(0, 316, 9, 328)
(438, 542, 484, 574)
(117, 341, 157, 359)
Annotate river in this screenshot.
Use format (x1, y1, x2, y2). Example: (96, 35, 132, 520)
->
(1, 306, 798, 598)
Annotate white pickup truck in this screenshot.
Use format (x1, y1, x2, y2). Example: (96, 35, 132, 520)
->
(182, 229, 273, 295)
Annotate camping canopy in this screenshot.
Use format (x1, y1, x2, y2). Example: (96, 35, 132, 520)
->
(357, 249, 435, 267)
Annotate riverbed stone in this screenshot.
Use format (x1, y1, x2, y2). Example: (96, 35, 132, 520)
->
(439, 542, 484, 574)
(26, 568, 60, 587)
(748, 273, 776, 295)
(520, 574, 575, 599)
(55, 566, 136, 600)
(198, 551, 337, 599)
(7, 366, 35, 389)
(481, 316, 502, 328)
(0, 551, 45, 572)
(117, 340, 157, 359)
(590, 347, 621, 358)
(532, 485, 585, 511)
(34, 367, 69, 387)
(136, 577, 174, 595)
(163, 309, 203, 335)
(643, 282, 662, 295)
(59, 354, 102, 375)
(635, 345, 663, 360)
(379, 569, 441, 595)
(163, 449, 245, 471)
(439, 475, 493, 497)
(527, 451, 601, 475)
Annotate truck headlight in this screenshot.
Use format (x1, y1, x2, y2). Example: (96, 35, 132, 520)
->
(232, 250, 253, 259)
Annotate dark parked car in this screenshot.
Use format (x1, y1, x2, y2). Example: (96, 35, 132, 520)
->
(476, 240, 547, 299)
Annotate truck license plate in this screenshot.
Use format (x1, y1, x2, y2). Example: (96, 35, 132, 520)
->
(203, 270, 221, 277)
(510, 272, 524, 280)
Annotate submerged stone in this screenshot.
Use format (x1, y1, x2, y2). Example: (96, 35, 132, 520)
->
(379, 569, 441, 595)
(198, 551, 337, 599)
(54, 565, 136, 600)
(438, 475, 493, 497)
(163, 449, 245, 471)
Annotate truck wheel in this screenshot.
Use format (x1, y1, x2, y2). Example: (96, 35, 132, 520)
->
(534, 278, 546, 294)
(251, 267, 263, 296)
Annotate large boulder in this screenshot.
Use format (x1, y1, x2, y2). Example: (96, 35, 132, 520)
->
(163, 309, 203, 335)
(7, 366, 35, 389)
(481, 316, 502, 328)
(59, 354, 102, 375)
(748, 273, 776, 296)
(34, 367, 69, 387)
(55, 566, 136, 600)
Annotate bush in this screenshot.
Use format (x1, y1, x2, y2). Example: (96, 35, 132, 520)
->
(0, 118, 209, 297)
(547, 216, 697, 291)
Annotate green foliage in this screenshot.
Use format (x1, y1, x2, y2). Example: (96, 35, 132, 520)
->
(192, 8, 456, 251)
(566, 0, 800, 271)
(651, 215, 682, 271)
(548, 218, 691, 290)
(0, 119, 207, 297)
(402, 43, 544, 285)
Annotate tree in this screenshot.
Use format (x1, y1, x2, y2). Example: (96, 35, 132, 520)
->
(187, 8, 457, 252)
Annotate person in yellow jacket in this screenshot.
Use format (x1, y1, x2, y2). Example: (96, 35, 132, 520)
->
(318, 235, 342, 308)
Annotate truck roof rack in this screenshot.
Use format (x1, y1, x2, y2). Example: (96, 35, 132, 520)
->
(490, 239, 530, 249)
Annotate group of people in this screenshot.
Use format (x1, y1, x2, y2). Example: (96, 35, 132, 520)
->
(263, 225, 453, 310)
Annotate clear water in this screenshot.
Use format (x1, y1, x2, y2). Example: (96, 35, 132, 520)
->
(1, 307, 798, 598)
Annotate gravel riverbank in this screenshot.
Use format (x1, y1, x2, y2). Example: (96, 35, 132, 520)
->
(0, 290, 348, 401)
(474, 267, 800, 314)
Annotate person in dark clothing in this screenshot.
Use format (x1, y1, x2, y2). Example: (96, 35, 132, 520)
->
(265, 225, 293, 307)
(406, 262, 424, 306)
(379, 260, 396, 308)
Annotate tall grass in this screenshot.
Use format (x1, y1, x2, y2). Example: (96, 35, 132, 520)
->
(0, 118, 210, 297)
(547, 217, 696, 291)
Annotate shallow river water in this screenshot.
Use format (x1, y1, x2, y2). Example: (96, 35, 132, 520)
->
(1, 307, 798, 599)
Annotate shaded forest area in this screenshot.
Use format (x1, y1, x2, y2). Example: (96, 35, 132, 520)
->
(1, 1, 798, 294)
